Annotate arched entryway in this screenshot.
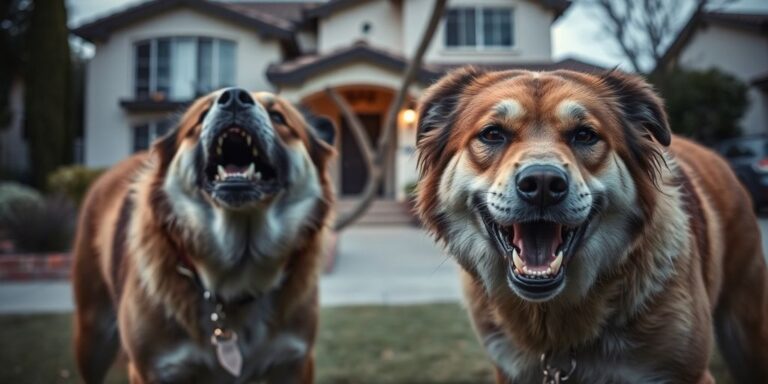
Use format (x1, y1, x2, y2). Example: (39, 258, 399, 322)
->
(301, 84, 415, 198)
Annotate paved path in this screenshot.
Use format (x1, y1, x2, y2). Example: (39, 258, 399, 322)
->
(0, 226, 458, 314)
(320, 226, 460, 306)
(1, 219, 767, 314)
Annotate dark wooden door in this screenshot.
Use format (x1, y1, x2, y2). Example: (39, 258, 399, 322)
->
(340, 114, 383, 196)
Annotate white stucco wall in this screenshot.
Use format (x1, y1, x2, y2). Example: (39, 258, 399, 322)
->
(404, 0, 554, 64)
(318, 0, 403, 54)
(678, 24, 768, 135)
(83, 6, 283, 167)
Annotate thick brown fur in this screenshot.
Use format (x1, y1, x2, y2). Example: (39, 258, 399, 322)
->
(416, 68, 768, 383)
(73, 90, 335, 383)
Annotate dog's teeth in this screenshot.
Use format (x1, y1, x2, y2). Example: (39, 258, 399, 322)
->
(245, 163, 255, 179)
(512, 248, 525, 271)
(217, 165, 227, 179)
(255, 171, 262, 180)
(246, 136, 252, 146)
(253, 148, 258, 157)
(550, 250, 563, 273)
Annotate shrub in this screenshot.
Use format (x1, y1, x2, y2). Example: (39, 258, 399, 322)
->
(47, 165, 104, 206)
(3, 194, 76, 253)
(0, 182, 44, 228)
(649, 68, 749, 146)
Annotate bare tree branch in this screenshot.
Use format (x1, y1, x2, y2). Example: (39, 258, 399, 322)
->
(586, 0, 723, 73)
(332, 0, 448, 231)
(596, 0, 643, 72)
(324, 87, 375, 166)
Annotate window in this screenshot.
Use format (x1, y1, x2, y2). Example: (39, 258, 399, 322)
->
(132, 119, 174, 152)
(134, 37, 236, 101)
(445, 7, 514, 49)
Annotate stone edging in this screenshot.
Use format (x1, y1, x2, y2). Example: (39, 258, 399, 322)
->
(0, 253, 71, 281)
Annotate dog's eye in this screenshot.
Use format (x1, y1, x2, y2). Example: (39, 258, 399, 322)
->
(478, 126, 506, 144)
(571, 127, 599, 145)
(269, 111, 286, 125)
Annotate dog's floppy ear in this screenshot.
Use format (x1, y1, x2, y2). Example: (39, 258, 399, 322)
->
(601, 70, 671, 147)
(309, 115, 336, 146)
(416, 66, 485, 175)
(153, 124, 180, 169)
(417, 66, 484, 143)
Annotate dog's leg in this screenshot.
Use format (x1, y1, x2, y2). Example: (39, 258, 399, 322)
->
(263, 355, 314, 384)
(714, 244, 768, 383)
(72, 239, 119, 383)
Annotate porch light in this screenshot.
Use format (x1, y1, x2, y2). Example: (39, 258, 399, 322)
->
(402, 108, 417, 125)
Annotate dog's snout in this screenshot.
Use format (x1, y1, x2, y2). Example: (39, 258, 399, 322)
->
(216, 87, 255, 112)
(515, 165, 569, 208)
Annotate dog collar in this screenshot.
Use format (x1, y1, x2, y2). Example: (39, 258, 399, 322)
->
(540, 349, 577, 384)
(176, 260, 253, 377)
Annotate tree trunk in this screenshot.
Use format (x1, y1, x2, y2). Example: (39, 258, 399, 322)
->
(332, 0, 448, 231)
(25, 0, 72, 188)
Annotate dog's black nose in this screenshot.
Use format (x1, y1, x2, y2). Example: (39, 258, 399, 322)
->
(216, 87, 254, 112)
(515, 165, 569, 207)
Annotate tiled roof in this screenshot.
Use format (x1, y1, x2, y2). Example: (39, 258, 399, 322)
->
(431, 58, 605, 74)
(267, 41, 604, 86)
(219, 1, 322, 24)
(304, 0, 572, 21)
(71, 0, 298, 42)
(267, 41, 442, 86)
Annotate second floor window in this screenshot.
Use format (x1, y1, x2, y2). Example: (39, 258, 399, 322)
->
(135, 37, 236, 101)
(445, 7, 514, 50)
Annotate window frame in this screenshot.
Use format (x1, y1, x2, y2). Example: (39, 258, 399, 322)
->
(133, 36, 237, 101)
(132, 120, 174, 153)
(444, 6, 515, 51)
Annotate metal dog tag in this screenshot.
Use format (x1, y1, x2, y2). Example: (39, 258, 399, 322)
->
(212, 329, 242, 377)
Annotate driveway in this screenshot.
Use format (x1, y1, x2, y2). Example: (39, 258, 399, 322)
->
(1, 219, 767, 314)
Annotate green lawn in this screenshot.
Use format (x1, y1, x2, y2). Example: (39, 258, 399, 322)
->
(0, 304, 733, 384)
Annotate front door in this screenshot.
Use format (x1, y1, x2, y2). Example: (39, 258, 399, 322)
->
(340, 114, 383, 196)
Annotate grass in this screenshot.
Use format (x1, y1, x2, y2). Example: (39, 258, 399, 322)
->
(0, 304, 733, 384)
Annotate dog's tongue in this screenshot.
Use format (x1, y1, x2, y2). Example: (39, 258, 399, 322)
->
(513, 222, 562, 266)
(225, 164, 247, 173)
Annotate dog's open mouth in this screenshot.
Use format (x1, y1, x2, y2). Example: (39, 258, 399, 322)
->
(205, 126, 281, 202)
(479, 204, 590, 300)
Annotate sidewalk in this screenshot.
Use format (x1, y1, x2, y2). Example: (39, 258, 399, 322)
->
(320, 226, 461, 306)
(0, 226, 461, 314)
(2, 219, 766, 314)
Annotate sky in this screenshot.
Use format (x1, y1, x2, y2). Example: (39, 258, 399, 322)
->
(67, 0, 768, 71)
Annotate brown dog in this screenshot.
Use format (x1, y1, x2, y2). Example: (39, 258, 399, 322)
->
(415, 68, 768, 383)
(72, 88, 336, 383)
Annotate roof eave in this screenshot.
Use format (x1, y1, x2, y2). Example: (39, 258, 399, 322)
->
(267, 45, 440, 87)
(71, 0, 294, 43)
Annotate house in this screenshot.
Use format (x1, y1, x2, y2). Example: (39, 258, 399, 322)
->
(72, 0, 602, 200)
(657, 11, 768, 136)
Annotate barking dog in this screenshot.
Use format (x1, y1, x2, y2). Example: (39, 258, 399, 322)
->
(415, 68, 768, 383)
(72, 88, 335, 383)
